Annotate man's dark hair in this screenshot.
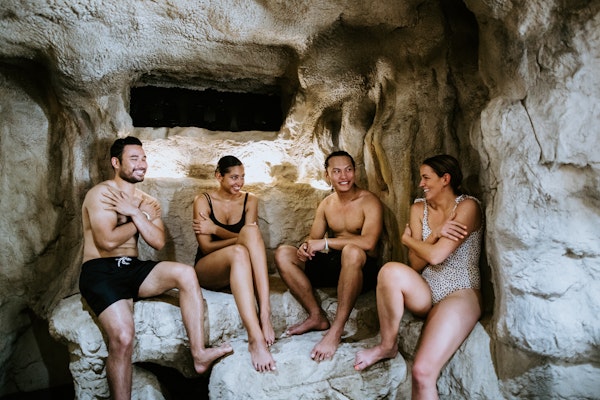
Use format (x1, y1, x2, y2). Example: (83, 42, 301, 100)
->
(324, 150, 355, 169)
(215, 155, 243, 175)
(110, 136, 143, 162)
(423, 154, 463, 194)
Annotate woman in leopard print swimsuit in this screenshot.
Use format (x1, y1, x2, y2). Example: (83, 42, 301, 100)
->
(354, 154, 483, 399)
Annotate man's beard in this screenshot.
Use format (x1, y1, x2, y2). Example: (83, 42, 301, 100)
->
(119, 169, 144, 183)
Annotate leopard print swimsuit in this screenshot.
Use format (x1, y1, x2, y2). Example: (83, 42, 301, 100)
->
(417, 195, 483, 304)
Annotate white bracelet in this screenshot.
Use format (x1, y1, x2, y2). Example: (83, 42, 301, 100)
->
(141, 211, 151, 220)
(323, 237, 329, 253)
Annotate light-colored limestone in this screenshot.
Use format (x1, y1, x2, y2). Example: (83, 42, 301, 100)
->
(1, 0, 599, 398)
(49, 283, 500, 399)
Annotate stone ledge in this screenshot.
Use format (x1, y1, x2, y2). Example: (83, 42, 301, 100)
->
(209, 333, 406, 400)
(49, 276, 501, 399)
(48, 276, 388, 399)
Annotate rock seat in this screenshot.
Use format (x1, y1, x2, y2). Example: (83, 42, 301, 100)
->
(49, 275, 501, 399)
(48, 275, 395, 399)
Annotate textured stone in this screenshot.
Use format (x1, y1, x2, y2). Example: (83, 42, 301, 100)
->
(49, 282, 500, 399)
(1, 0, 599, 398)
(209, 333, 406, 400)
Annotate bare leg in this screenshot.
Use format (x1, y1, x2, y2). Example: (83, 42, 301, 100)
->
(411, 289, 481, 400)
(238, 224, 275, 346)
(227, 245, 275, 371)
(139, 262, 233, 374)
(311, 245, 364, 361)
(195, 246, 275, 372)
(97, 299, 136, 400)
(275, 245, 330, 335)
(354, 262, 431, 370)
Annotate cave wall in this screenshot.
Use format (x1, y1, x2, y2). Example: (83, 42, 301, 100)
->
(466, 1, 600, 396)
(0, 0, 598, 397)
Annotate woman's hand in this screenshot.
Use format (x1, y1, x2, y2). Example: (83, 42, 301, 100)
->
(193, 213, 217, 235)
(435, 212, 468, 241)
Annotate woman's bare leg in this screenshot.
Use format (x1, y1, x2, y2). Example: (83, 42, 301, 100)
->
(411, 289, 481, 400)
(237, 224, 275, 345)
(354, 262, 432, 371)
(195, 245, 276, 372)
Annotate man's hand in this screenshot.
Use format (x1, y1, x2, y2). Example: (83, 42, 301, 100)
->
(297, 241, 314, 262)
(193, 212, 217, 235)
(139, 197, 161, 221)
(101, 187, 141, 217)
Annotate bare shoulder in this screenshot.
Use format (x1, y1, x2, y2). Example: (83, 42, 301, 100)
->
(193, 191, 210, 204)
(320, 191, 337, 207)
(359, 188, 382, 208)
(456, 196, 483, 230)
(457, 196, 481, 215)
(83, 181, 111, 204)
(410, 200, 425, 214)
(245, 191, 259, 207)
(246, 191, 258, 201)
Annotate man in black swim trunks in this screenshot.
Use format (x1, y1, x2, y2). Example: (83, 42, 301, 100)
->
(79, 136, 232, 400)
(274, 150, 383, 362)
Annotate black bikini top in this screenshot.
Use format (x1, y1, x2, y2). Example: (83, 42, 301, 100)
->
(203, 192, 248, 234)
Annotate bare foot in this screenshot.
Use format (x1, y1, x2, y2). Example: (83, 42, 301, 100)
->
(286, 313, 330, 336)
(353, 344, 398, 371)
(260, 313, 275, 346)
(249, 339, 276, 372)
(310, 329, 341, 361)
(194, 343, 233, 374)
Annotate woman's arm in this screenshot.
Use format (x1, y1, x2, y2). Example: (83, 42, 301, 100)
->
(193, 194, 238, 254)
(245, 193, 259, 224)
(406, 202, 428, 272)
(404, 198, 481, 266)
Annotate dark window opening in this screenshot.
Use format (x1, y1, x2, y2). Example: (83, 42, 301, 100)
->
(130, 86, 284, 132)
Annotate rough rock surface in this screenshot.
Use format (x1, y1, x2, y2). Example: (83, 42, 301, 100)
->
(1, 0, 599, 398)
(49, 280, 499, 399)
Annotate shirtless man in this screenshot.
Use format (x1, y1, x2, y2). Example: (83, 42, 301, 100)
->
(274, 150, 383, 361)
(79, 136, 232, 400)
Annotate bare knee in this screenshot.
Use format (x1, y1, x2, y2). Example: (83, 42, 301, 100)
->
(377, 262, 409, 288)
(108, 326, 135, 356)
(174, 264, 200, 291)
(340, 244, 366, 270)
(411, 358, 439, 389)
(239, 224, 262, 242)
(240, 223, 260, 235)
(230, 243, 250, 263)
(274, 245, 297, 274)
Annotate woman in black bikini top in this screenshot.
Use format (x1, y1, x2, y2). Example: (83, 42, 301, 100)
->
(191, 155, 276, 373)
(200, 191, 248, 244)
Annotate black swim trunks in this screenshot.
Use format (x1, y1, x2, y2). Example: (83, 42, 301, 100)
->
(304, 250, 380, 293)
(79, 257, 159, 316)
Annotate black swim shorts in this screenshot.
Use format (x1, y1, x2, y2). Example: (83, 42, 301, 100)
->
(304, 250, 380, 293)
(79, 257, 159, 317)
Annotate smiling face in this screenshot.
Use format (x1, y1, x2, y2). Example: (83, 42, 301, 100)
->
(218, 165, 245, 194)
(419, 164, 447, 200)
(325, 155, 355, 193)
(114, 144, 147, 183)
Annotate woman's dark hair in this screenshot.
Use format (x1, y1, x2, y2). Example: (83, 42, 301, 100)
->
(423, 154, 463, 194)
(216, 155, 243, 175)
(324, 150, 355, 169)
(110, 136, 143, 162)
